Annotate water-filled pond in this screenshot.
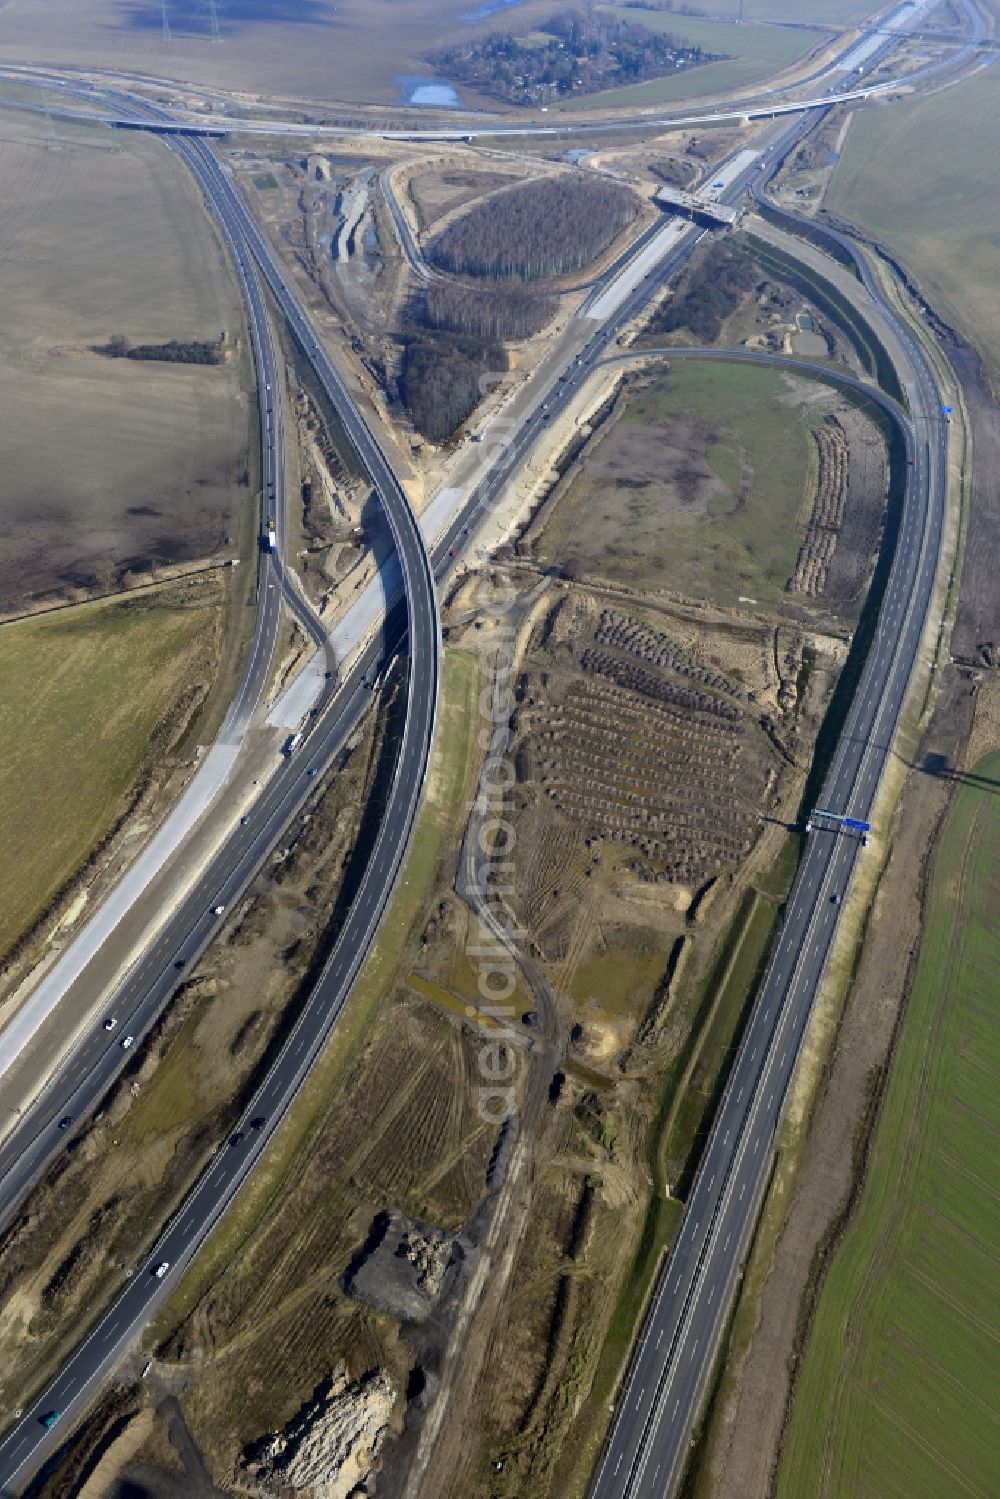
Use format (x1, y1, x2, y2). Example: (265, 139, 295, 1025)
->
(396, 74, 462, 107)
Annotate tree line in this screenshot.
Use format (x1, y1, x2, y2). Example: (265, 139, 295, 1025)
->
(428, 176, 639, 282)
(100, 334, 224, 365)
(423, 282, 556, 341)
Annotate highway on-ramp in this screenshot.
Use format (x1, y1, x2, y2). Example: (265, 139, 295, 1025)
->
(0, 115, 333, 1114)
(0, 108, 784, 1490)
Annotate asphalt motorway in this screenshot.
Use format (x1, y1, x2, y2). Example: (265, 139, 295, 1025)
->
(588, 235, 949, 1499)
(0, 109, 768, 1219)
(0, 130, 441, 1499)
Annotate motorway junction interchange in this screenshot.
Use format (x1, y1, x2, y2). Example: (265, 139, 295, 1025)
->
(0, 1, 991, 1495)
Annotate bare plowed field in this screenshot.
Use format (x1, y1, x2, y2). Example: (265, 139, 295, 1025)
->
(0, 110, 247, 612)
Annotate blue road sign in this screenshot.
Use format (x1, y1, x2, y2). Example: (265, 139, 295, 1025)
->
(942, 404, 953, 414)
(842, 817, 871, 832)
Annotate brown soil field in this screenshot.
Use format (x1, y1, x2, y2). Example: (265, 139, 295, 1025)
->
(0, 0, 561, 105)
(0, 109, 249, 613)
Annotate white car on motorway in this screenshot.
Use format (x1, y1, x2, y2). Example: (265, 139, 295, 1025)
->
(121, 1034, 135, 1050)
(153, 1262, 170, 1279)
(103, 1017, 117, 1032)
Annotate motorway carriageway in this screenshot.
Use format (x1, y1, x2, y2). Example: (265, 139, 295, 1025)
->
(0, 116, 332, 1101)
(588, 210, 950, 1499)
(0, 89, 442, 1499)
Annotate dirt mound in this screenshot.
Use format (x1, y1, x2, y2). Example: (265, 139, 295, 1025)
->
(241, 1364, 395, 1499)
(343, 1209, 476, 1325)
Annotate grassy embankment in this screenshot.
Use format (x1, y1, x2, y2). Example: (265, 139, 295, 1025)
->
(826, 64, 1000, 390)
(0, 585, 222, 962)
(540, 359, 826, 609)
(777, 752, 1000, 1499)
(558, 10, 825, 109)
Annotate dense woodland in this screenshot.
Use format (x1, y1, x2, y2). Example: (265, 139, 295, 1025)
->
(432, 9, 717, 105)
(100, 335, 224, 365)
(423, 282, 556, 341)
(428, 175, 639, 282)
(399, 329, 506, 444)
(648, 241, 759, 342)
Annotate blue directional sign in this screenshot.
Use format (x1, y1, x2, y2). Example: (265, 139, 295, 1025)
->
(812, 808, 871, 832)
(942, 404, 953, 414)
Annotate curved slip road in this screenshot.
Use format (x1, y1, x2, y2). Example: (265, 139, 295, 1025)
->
(0, 107, 792, 1494)
(0, 117, 320, 1101)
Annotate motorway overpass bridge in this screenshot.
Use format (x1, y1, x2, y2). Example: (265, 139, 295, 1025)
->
(654, 184, 742, 227)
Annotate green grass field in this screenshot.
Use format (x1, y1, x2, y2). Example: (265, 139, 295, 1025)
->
(556, 8, 825, 109)
(541, 359, 827, 608)
(0, 585, 220, 959)
(827, 66, 1000, 388)
(777, 752, 1000, 1499)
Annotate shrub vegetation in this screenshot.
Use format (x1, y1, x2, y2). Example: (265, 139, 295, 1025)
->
(648, 241, 758, 343)
(399, 330, 506, 444)
(101, 334, 224, 365)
